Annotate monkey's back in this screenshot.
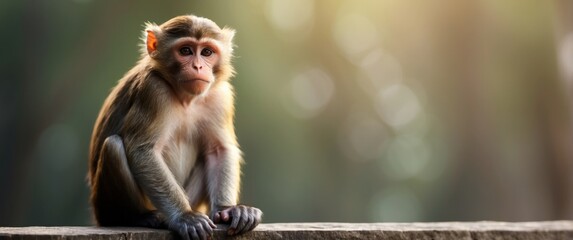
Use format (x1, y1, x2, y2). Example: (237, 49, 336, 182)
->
(88, 64, 151, 186)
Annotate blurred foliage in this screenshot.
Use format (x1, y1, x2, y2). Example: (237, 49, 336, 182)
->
(1, 0, 573, 226)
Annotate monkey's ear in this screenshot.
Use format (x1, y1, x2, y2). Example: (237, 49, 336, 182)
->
(221, 27, 236, 52)
(142, 22, 161, 56)
(222, 27, 235, 43)
(146, 30, 158, 54)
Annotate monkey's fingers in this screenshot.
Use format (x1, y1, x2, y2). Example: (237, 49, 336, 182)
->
(236, 207, 260, 234)
(228, 207, 242, 235)
(208, 218, 217, 229)
(233, 209, 249, 234)
(246, 216, 258, 232)
(235, 213, 254, 235)
(176, 224, 191, 240)
(199, 217, 216, 234)
(193, 223, 209, 240)
(187, 225, 200, 240)
(245, 207, 259, 232)
(249, 208, 263, 231)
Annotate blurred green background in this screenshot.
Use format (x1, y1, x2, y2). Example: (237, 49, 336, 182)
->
(1, 0, 573, 226)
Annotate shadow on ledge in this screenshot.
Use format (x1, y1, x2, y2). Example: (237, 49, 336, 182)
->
(1, 222, 573, 239)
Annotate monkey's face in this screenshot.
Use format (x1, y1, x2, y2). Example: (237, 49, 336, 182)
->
(172, 40, 220, 96)
(145, 15, 234, 97)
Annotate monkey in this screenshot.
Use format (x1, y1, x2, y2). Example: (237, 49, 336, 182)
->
(87, 15, 262, 240)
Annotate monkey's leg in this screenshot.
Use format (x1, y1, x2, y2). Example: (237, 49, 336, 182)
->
(91, 135, 165, 228)
(185, 166, 207, 207)
(184, 164, 208, 212)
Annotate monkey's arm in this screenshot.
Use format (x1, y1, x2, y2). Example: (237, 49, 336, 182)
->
(206, 141, 242, 209)
(204, 84, 242, 210)
(203, 85, 262, 235)
(205, 138, 262, 235)
(127, 144, 190, 218)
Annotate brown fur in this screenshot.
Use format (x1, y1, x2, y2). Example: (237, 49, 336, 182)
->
(88, 15, 261, 239)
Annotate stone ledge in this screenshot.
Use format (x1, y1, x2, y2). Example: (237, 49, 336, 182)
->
(1, 221, 573, 239)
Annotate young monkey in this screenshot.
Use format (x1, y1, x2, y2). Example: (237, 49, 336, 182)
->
(88, 15, 262, 240)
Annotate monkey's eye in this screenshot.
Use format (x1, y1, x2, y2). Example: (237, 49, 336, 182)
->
(201, 48, 214, 57)
(179, 47, 193, 56)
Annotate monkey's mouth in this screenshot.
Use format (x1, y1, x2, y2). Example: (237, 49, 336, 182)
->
(182, 79, 210, 84)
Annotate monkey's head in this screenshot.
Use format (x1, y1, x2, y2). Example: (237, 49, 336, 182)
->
(143, 15, 235, 96)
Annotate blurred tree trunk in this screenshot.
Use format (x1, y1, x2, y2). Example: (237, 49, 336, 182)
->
(438, 1, 510, 220)
(553, 0, 573, 219)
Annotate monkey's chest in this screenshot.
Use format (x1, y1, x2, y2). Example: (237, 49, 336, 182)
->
(161, 134, 199, 185)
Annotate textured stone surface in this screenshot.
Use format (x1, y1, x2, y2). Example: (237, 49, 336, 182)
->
(1, 221, 573, 239)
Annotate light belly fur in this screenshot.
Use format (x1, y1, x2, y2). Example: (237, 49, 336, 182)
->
(162, 136, 198, 186)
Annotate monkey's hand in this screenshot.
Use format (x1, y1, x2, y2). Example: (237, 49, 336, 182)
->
(212, 205, 263, 235)
(168, 211, 216, 240)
